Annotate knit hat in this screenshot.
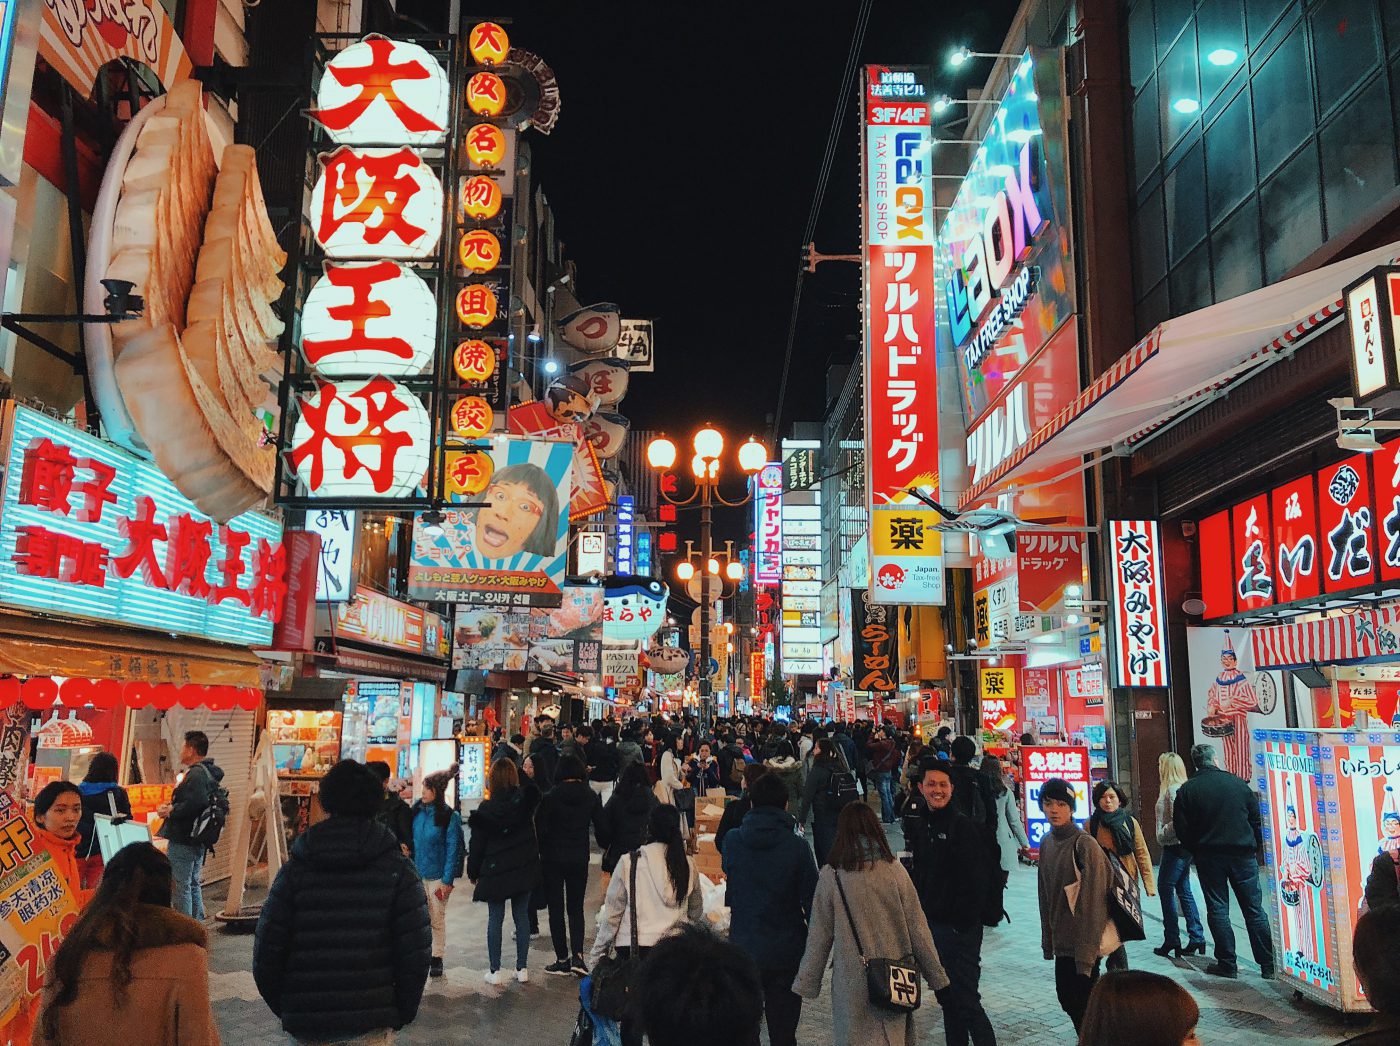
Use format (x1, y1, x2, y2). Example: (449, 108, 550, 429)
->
(1038, 777, 1077, 813)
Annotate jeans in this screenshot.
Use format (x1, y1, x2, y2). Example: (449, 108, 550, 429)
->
(1157, 845, 1206, 948)
(544, 859, 589, 960)
(486, 892, 532, 972)
(812, 817, 837, 868)
(759, 966, 802, 1046)
(929, 923, 996, 1046)
(167, 840, 206, 919)
(1194, 851, 1275, 972)
(1054, 956, 1099, 1031)
(871, 770, 896, 823)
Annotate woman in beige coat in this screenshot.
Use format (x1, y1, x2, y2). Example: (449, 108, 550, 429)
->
(34, 841, 218, 1045)
(793, 803, 949, 1046)
(1088, 780, 1157, 973)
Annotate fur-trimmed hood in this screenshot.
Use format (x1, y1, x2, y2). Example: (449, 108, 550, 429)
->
(87, 903, 208, 952)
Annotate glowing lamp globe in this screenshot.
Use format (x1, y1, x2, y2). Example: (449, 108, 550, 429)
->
(312, 35, 449, 147)
(726, 561, 743, 581)
(301, 262, 437, 377)
(676, 561, 696, 581)
(290, 377, 430, 498)
(468, 22, 510, 65)
(646, 436, 677, 470)
(707, 558, 720, 575)
(453, 340, 497, 383)
(310, 147, 443, 259)
(456, 283, 498, 328)
(450, 396, 494, 438)
(738, 437, 767, 473)
(690, 455, 717, 481)
(444, 449, 494, 496)
(459, 228, 502, 273)
(461, 176, 503, 220)
(467, 72, 506, 116)
(693, 426, 724, 460)
(465, 123, 507, 168)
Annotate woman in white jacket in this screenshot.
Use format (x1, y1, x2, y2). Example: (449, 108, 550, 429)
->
(589, 804, 702, 1046)
(981, 755, 1030, 875)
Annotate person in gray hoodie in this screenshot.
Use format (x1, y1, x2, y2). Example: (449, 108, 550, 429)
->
(1035, 777, 1112, 1034)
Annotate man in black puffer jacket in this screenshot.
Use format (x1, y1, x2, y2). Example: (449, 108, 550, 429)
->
(254, 760, 431, 1040)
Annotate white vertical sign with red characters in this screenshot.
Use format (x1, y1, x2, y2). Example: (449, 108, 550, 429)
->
(1109, 520, 1169, 688)
(862, 65, 943, 605)
(754, 463, 783, 585)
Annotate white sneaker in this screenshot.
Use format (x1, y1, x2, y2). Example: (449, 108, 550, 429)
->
(484, 970, 506, 986)
(515, 968, 529, 984)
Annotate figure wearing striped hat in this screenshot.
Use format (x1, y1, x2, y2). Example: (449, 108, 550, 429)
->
(1203, 630, 1259, 780)
(1380, 784, 1400, 856)
(1279, 777, 1316, 965)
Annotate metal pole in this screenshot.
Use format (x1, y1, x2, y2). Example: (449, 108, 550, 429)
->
(699, 480, 712, 722)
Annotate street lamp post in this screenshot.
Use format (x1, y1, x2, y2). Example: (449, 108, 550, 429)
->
(647, 428, 766, 720)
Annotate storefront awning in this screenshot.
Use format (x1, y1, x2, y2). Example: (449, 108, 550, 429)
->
(1251, 605, 1400, 670)
(960, 239, 1400, 508)
(0, 610, 264, 687)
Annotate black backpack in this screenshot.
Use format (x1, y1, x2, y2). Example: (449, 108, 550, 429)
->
(189, 766, 230, 852)
(825, 766, 861, 811)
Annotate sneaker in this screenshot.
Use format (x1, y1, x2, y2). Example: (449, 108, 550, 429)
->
(429, 957, 444, 978)
(545, 958, 574, 976)
(484, 969, 506, 986)
(570, 954, 588, 977)
(515, 968, 530, 984)
(1204, 963, 1238, 979)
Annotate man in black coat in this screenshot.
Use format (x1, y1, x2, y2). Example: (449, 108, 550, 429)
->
(721, 772, 818, 1046)
(254, 760, 431, 1041)
(904, 760, 997, 1046)
(529, 714, 560, 787)
(947, 735, 999, 837)
(1173, 742, 1275, 979)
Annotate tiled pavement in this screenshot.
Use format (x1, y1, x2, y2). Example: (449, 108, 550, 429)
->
(208, 823, 1371, 1045)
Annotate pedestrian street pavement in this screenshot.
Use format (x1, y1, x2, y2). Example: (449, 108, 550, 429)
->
(206, 824, 1371, 1045)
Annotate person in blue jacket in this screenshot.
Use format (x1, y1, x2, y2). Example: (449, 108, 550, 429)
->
(412, 769, 464, 978)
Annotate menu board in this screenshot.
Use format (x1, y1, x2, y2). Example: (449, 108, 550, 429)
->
(268, 709, 343, 777)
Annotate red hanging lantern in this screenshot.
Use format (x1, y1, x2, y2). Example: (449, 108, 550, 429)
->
(203, 686, 232, 711)
(149, 684, 180, 711)
(237, 687, 262, 711)
(122, 682, 152, 709)
(176, 684, 205, 709)
(21, 677, 57, 710)
(0, 677, 20, 706)
(89, 679, 121, 710)
(59, 678, 91, 707)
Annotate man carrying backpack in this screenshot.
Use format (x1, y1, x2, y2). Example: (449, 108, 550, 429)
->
(904, 760, 1001, 1046)
(156, 730, 225, 920)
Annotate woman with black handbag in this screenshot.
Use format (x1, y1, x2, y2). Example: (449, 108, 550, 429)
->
(587, 805, 702, 1046)
(793, 803, 950, 1046)
(1087, 781, 1156, 971)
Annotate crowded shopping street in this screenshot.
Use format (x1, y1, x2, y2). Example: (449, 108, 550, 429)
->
(2, 0, 1400, 1045)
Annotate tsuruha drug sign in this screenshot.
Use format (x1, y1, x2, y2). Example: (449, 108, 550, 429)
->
(0, 404, 286, 645)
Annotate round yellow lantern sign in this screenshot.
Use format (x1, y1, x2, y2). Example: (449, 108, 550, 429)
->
(451, 396, 494, 438)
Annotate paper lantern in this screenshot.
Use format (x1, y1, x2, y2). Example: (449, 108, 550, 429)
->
(469, 22, 510, 65)
(21, 677, 56, 709)
(301, 262, 437, 377)
(466, 72, 506, 117)
(459, 228, 502, 273)
(558, 302, 622, 354)
(569, 357, 631, 407)
(465, 123, 507, 168)
(89, 679, 121, 710)
(290, 377, 432, 499)
(445, 450, 494, 496)
(150, 684, 180, 710)
(455, 283, 498, 328)
(583, 411, 630, 459)
(453, 339, 497, 383)
(122, 682, 151, 708)
(460, 175, 502, 221)
(312, 35, 449, 147)
(310, 146, 444, 259)
(450, 396, 494, 438)
(237, 687, 262, 711)
(176, 684, 206, 709)
(0, 677, 19, 706)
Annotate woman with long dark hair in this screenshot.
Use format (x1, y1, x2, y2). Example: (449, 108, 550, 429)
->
(793, 802, 949, 1046)
(468, 759, 542, 986)
(796, 736, 846, 867)
(588, 804, 703, 1046)
(76, 752, 132, 891)
(34, 842, 217, 1045)
(655, 730, 693, 842)
(412, 769, 464, 978)
(980, 754, 1030, 875)
(598, 761, 658, 893)
(1088, 780, 1156, 971)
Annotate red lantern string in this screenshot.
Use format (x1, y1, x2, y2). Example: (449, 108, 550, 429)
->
(90, 679, 121, 710)
(21, 677, 57, 710)
(0, 677, 20, 706)
(122, 682, 151, 709)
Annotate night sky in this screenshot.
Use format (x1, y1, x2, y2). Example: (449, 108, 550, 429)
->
(504, 1, 1021, 437)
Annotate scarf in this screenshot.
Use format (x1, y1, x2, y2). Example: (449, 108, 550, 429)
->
(1094, 807, 1135, 856)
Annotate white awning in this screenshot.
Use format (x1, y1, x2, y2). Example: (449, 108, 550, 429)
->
(959, 239, 1400, 508)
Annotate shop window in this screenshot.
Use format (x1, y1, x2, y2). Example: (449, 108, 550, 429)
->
(1210, 195, 1262, 301)
(1128, 0, 1158, 92)
(1260, 142, 1324, 282)
(1136, 279, 1171, 337)
(1386, 0, 1400, 56)
(1133, 186, 1168, 295)
(1133, 75, 1163, 186)
(1205, 86, 1255, 223)
(1159, 27, 1202, 153)
(1311, 0, 1381, 117)
(1197, 0, 1247, 109)
(1170, 240, 1213, 316)
(1320, 75, 1399, 239)
(1155, 0, 1194, 55)
(1165, 142, 1207, 264)
(1247, 0, 1295, 50)
(1252, 23, 1313, 179)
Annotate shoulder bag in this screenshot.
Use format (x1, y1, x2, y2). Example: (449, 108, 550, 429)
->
(833, 869, 921, 1013)
(590, 847, 642, 1020)
(1067, 834, 1123, 957)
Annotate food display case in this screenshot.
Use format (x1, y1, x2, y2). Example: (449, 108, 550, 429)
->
(341, 681, 412, 775)
(267, 708, 343, 841)
(1256, 727, 1398, 1013)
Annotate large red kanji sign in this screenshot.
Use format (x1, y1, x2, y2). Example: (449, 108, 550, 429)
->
(310, 146, 443, 259)
(310, 35, 449, 147)
(289, 377, 432, 499)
